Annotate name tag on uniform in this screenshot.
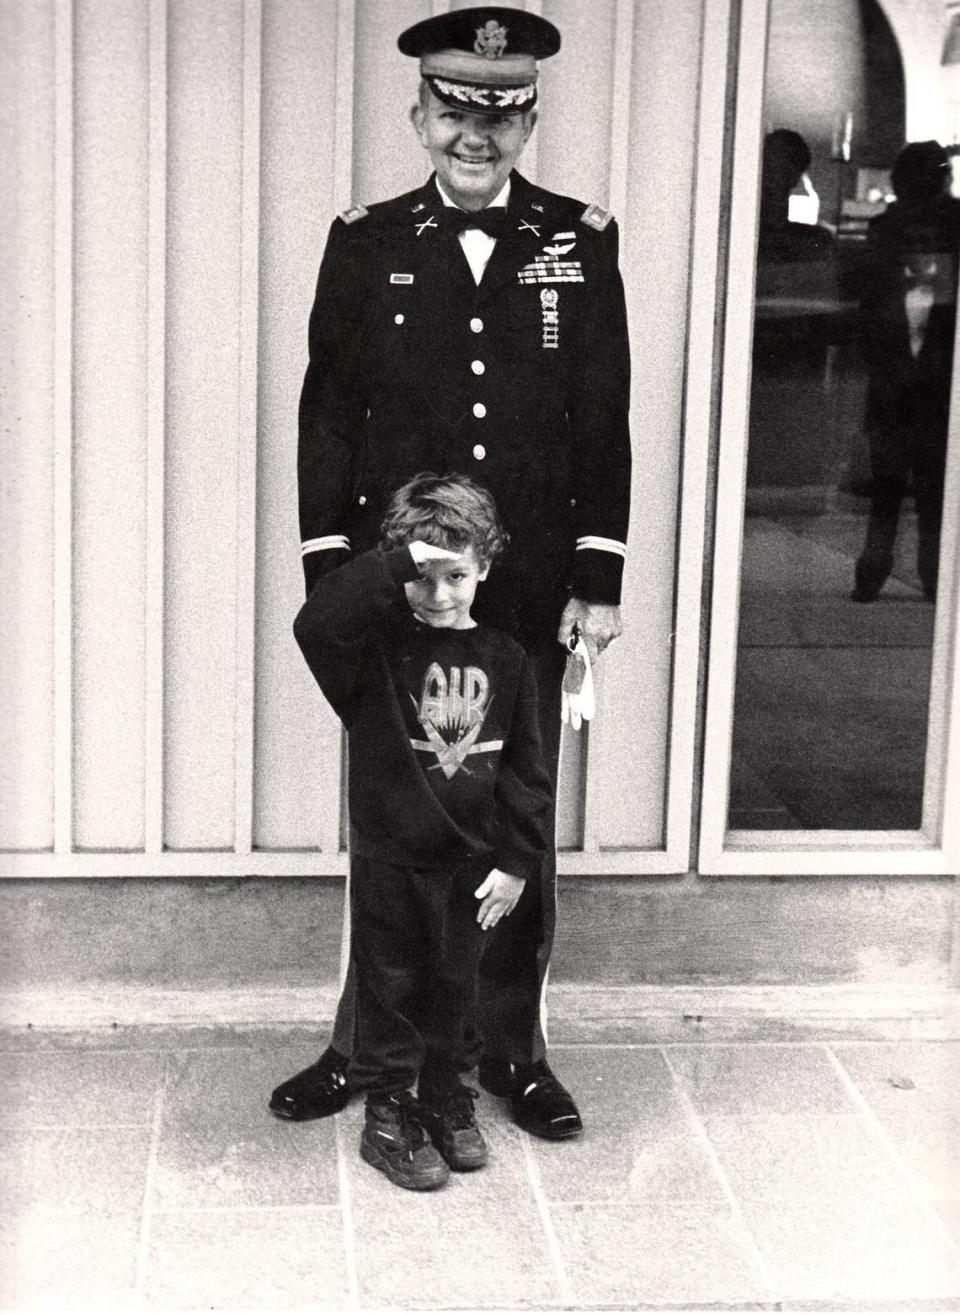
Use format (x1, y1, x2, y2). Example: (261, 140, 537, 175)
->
(390, 273, 414, 284)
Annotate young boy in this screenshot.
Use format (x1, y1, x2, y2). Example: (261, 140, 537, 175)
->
(293, 473, 552, 1191)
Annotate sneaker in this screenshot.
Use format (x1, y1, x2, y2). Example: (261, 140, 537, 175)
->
(419, 1083, 488, 1171)
(360, 1092, 449, 1191)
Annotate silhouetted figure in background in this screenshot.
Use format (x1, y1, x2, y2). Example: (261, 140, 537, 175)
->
(852, 140, 960, 603)
(758, 128, 834, 262)
(749, 130, 841, 493)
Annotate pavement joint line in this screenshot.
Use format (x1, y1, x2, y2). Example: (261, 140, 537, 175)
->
(561, 1041, 827, 1050)
(520, 1128, 576, 1307)
(658, 1045, 780, 1303)
(822, 1043, 960, 1263)
(0, 1122, 157, 1131)
(334, 1110, 360, 1313)
(132, 1056, 170, 1308)
(147, 1202, 346, 1215)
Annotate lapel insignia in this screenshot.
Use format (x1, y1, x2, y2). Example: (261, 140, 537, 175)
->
(531, 202, 544, 213)
(339, 203, 368, 224)
(390, 273, 414, 284)
(412, 202, 426, 213)
(415, 215, 439, 237)
(581, 203, 613, 231)
(518, 219, 541, 236)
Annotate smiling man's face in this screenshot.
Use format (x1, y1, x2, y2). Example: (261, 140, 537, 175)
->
(410, 88, 536, 211)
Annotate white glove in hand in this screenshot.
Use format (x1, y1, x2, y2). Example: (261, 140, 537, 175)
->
(560, 632, 595, 729)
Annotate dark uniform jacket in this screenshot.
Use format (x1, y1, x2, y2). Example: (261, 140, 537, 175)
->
(298, 171, 632, 652)
(293, 546, 552, 881)
(858, 195, 960, 449)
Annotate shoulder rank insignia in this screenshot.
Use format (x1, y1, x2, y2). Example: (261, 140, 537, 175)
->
(581, 203, 613, 232)
(339, 203, 368, 225)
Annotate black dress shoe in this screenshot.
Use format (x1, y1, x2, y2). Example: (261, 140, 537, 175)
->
(269, 1046, 351, 1120)
(479, 1057, 583, 1140)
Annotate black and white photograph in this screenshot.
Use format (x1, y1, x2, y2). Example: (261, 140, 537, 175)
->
(2, 0, 959, 1311)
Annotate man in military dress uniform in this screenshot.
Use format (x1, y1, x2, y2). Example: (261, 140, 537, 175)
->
(271, 6, 632, 1139)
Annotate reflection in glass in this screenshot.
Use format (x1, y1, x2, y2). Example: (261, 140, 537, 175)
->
(728, 0, 956, 831)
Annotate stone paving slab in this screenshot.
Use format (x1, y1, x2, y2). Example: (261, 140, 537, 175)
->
(0, 1031, 957, 1311)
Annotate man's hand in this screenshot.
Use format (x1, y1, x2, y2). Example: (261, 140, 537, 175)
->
(408, 541, 462, 567)
(474, 869, 525, 930)
(557, 598, 623, 664)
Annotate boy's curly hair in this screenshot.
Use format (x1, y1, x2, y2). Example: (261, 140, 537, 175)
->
(380, 473, 509, 565)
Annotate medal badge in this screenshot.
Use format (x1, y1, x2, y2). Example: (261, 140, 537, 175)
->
(540, 288, 559, 349)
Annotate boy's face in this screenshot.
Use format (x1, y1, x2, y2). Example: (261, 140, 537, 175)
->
(404, 545, 489, 629)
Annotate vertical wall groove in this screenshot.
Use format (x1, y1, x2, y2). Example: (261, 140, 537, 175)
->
(145, 0, 168, 856)
(53, 0, 74, 856)
(608, 0, 635, 219)
(521, 0, 540, 180)
(334, 0, 356, 214)
(233, 0, 263, 856)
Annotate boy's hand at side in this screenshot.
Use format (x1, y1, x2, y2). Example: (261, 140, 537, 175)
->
(474, 869, 525, 930)
(408, 541, 462, 567)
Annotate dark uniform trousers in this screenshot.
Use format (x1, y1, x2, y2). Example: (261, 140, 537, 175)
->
(333, 643, 565, 1075)
(299, 169, 630, 1071)
(856, 198, 959, 598)
(349, 855, 488, 1098)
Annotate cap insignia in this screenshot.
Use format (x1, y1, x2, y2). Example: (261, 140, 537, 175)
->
(339, 203, 368, 225)
(474, 20, 508, 58)
(581, 203, 612, 232)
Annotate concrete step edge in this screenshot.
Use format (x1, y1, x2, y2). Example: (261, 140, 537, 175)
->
(1, 983, 957, 1041)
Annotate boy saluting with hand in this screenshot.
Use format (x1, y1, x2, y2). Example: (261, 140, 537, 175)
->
(293, 472, 552, 1190)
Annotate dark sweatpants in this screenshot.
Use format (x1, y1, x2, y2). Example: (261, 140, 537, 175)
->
(349, 855, 488, 1098)
(333, 644, 565, 1071)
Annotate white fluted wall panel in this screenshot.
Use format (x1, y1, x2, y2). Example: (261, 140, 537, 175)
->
(353, 0, 433, 200)
(536, 0, 617, 205)
(0, 0, 56, 851)
(2, 0, 709, 874)
(589, 0, 704, 848)
(73, 0, 149, 848)
(164, 0, 244, 849)
(254, 0, 343, 850)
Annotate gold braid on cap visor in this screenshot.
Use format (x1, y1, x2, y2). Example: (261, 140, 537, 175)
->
(426, 75, 537, 110)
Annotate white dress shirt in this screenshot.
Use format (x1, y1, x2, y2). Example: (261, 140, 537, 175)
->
(436, 178, 511, 285)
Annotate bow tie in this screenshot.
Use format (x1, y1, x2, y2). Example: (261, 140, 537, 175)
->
(439, 207, 512, 240)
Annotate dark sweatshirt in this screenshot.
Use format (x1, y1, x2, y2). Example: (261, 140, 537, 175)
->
(293, 548, 552, 882)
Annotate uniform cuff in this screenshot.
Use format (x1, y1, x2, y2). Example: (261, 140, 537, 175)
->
(492, 852, 534, 884)
(303, 546, 349, 594)
(570, 545, 625, 605)
(384, 546, 423, 585)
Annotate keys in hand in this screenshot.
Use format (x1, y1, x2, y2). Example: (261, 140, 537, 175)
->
(561, 622, 595, 729)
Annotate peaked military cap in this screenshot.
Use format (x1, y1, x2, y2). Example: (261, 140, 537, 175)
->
(398, 6, 560, 115)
